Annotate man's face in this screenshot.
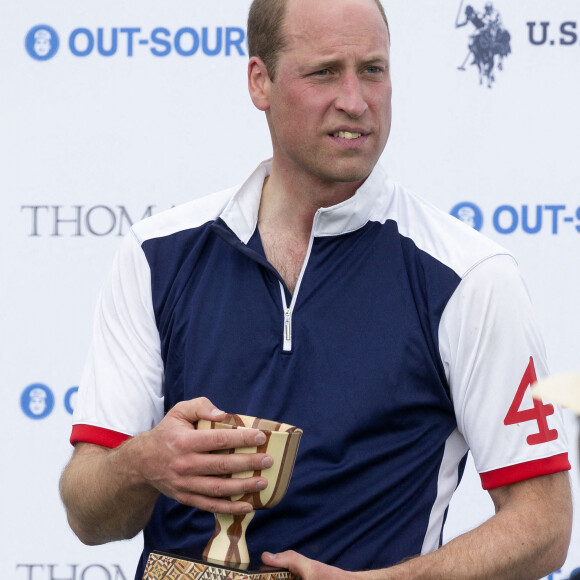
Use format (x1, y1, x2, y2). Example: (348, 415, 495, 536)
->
(34, 34, 51, 57)
(30, 396, 46, 415)
(263, 0, 392, 187)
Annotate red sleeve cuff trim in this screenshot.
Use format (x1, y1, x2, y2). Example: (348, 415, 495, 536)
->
(480, 453, 570, 490)
(70, 424, 131, 449)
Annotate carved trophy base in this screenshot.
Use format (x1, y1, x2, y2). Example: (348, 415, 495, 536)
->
(143, 551, 296, 580)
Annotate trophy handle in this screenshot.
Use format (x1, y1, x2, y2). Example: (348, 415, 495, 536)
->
(202, 510, 256, 567)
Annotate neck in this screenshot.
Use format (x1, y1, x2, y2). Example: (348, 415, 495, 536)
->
(256, 161, 368, 295)
(258, 159, 366, 237)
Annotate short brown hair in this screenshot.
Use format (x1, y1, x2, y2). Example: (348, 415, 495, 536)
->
(247, 0, 389, 81)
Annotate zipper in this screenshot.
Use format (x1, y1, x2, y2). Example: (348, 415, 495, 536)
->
(279, 210, 321, 352)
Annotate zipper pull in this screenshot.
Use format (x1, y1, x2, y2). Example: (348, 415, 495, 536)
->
(284, 309, 292, 342)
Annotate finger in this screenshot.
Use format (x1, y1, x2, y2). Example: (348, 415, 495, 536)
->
(153, 422, 268, 461)
(262, 551, 310, 577)
(178, 473, 269, 500)
(263, 552, 349, 580)
(177, 493, 255, 515)
(193, 424, 269, 453)
(171, 397, 226, 423)
(191, 450, 274, 476)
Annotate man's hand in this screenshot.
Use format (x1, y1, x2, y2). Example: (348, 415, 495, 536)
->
(262, 551, 357, 580)
(131, 397, 273, 514)
(60, 397, 273, 544)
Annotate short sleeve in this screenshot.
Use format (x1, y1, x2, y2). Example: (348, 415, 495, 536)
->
(71, 230, 165, 448)
(439, 254, 570, 489)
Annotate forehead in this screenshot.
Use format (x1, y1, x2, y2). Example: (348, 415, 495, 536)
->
(282, 0, 389, 61)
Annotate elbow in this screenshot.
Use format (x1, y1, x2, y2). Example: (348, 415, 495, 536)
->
(67, 513, 141, 546)
(544, 544, 570, 577)
(544, 493, 573, 573)
(75, 533, 106, 547)
(549, 524, 573, 572)
(66, 513, 141, 546)
(66, 513, 107, 546)
(526, 515, 572, 578)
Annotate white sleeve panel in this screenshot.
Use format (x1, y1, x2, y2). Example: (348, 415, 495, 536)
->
(439, 254, 568, 479)
(73, 230, 165, 438)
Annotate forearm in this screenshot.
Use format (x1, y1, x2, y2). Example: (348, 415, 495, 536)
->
(265, 472, 572, 580)
(361, 511, 562, 579)
(59, 440, 159, 545)
(358, 473, 572, 580)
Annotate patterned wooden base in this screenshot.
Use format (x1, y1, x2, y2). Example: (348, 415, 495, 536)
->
(143, 551, 295, 580)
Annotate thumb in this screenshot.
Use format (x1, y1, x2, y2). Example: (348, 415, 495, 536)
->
(262, 550, 311, 578)
(171, 397, 226, 424)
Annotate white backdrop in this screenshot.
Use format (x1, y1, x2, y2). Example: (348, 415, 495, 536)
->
(2, 1, 578, 578)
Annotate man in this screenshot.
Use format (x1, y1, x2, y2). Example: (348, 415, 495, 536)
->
(481, 2, 502, 36)
(60, 0, 572, 578)
(455, 5, 486, 72)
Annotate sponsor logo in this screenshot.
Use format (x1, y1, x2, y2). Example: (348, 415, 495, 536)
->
(25, 25, 246, 60)
(20, 384, 78, 419)
(527, 21, 579, 46)
(451, 202, 580, 235)
(20, 384, 55, 420)
(25, 25, 60, 61)
(16, 563, 128, 580)
(455, 1, 511, 88)
(450, 202, 484, 231)
(21, 204, 156, 237)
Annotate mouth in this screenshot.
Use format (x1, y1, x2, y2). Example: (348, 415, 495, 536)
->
(333, 130, 363, 140)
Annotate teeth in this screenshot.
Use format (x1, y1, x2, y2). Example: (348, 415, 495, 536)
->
(334, 131, 362, 139)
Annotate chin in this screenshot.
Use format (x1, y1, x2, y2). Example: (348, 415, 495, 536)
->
(319, 164, 375, 184)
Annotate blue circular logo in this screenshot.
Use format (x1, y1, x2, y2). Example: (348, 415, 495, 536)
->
(20, 383, 55, 419)
(450, 202, 484, 231)
(64, 386, 78, 415)
(25, 25, 59, 61)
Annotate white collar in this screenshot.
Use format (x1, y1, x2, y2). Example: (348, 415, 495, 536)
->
(220, 159, 393, 243)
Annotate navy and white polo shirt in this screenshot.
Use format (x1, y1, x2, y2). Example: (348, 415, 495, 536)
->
(72, 159, 569, 576)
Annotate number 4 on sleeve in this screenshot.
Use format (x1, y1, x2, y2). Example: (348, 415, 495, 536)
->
(504, 356, 559, 445)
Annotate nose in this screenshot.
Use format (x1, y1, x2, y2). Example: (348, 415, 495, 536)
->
(335, 73, 368, 118)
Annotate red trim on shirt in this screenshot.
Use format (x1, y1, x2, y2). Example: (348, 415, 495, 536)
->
(70, 424, 131, 449)
(480, 453, 570, 490)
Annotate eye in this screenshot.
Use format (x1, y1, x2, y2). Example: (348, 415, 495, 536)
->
(312, 68, 331, 77)
(365, 65, 382, 74)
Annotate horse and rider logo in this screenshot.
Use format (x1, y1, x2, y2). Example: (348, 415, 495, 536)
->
(455, 1, 511, 87)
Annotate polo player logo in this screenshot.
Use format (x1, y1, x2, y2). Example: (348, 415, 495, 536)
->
(455, 1, 511, 88)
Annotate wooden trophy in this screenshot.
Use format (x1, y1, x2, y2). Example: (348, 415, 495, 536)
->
(143, 414, 302, 580)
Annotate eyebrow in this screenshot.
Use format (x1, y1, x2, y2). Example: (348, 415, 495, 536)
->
(299, 54, 389, 72)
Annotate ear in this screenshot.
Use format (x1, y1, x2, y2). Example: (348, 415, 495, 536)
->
(248, 56, 272, 112)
